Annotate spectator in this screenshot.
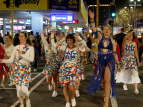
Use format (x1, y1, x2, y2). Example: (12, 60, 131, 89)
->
(14, 33, 19, 46)
(0, 33, 4, 44)
(139, 33, 143, 63)
(115, 28, 126, 57)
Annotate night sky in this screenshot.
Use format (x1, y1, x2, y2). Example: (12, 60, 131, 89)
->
(85, 0, 143, 12)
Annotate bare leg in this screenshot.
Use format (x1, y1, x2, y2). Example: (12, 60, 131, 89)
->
(47, 75, 52, 85)
(83, 62, 86, 75)
(103, 66, 111, 107)
(52, 73, 58, 91)
(2, 70, 8, 85)
(63, 84, 69, 103)
(68, 85, 75, 99)
(18, 97, 24, 105)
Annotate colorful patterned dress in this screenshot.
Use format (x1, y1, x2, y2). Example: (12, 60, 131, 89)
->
(51, 35, 86, 86)
(88, 33, 98, 64)
(42, 44, 60, 76)
(1, 44, 34, 87)
(41, 34, 65, 77)
(116, 42, 140, 84)
(121, 42, 137, 70)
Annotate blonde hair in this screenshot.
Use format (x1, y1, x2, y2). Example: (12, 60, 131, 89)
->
(103, 25, 111, 31)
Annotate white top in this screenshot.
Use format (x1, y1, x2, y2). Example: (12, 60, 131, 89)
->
(4, 44, 14, 57)
(1, 44, 34, 65)
(41, 34, 65, 58)
(51, 34, 86, 52)
(81, 46, 90, 56)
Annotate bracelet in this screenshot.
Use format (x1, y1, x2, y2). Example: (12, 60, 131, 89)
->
(90, 18, 94, 20)
(117, 63, 120, 65)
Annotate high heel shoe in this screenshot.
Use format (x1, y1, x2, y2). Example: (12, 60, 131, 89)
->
(103, 97, 109, 107)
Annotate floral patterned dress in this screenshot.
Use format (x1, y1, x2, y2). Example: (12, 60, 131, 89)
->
(121, 42, 137, 71)
(59, 47, 78, 86)
(10, 44, 32, 87)
(42, 44, 60, 77)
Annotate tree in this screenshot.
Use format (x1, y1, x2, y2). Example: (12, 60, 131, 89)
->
(114, 8, 143, 30)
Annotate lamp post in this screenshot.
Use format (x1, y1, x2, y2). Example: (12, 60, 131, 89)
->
(129, 0, 141, 28)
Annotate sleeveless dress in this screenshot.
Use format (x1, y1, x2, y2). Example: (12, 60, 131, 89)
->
(116, 42, 140, 84)
(59, 47, 78, 86)
(87, 36, 116, 97)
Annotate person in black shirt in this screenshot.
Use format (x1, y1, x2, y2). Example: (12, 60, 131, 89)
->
(115, 28, 126, 57)
(14, 33, 19, 46)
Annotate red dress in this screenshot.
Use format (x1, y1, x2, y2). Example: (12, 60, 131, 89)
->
(0, 44, 9, 78)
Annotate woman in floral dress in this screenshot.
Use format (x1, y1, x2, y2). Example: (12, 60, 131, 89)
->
(51, 30, 86, 107)
(0, 32, 34, 107)
(116, 30, 140, 94)
(41, 25, 65, 97)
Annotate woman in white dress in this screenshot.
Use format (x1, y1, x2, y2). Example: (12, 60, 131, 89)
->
(4, 36, 14, 87)
(116, 30, 140, 94)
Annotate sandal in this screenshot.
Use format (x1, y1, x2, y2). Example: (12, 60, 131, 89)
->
(103, 97, 109, 107)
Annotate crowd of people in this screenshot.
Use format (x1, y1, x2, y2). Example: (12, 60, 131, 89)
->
(0, 10, 142, 107)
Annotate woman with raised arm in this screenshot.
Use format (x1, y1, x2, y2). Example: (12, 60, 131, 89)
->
(116, 30, 140, 94)
(87, 12, 100, 74)
(41, 25, 65, 97)
(0, 32, 34, 107)
(51, 29, 86, 107)
(87, 10, 121, 107)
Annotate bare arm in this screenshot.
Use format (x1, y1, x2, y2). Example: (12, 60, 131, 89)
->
(112, 40, 120, 64)
(134, 43, 140, 66)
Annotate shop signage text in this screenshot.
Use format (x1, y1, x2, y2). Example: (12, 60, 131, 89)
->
(50, 14, 74, 22)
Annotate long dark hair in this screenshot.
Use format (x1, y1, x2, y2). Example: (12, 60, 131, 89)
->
(66, 34, 75, 43)
(47, 34, 57, 44)
(20, 32, 32, 45)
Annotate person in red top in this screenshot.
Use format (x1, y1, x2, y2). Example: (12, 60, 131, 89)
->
(116, 43, 121, 62)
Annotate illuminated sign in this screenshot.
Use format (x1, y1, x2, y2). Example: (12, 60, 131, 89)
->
(13, 26, 23, 30)
(50, 0, 79, 11)
(0, 0, 48, 10)
(50, 14, 74, 22)
(62, 20, 78, 24)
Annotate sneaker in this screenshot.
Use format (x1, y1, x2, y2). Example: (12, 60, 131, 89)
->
(75, 90, 80, 97)
(1, 84, 5, 89)
(26, 99, 31, 107)
(82, 75, 85, 80)
(52, 91, 58, 97)
(48, 85, 53, 91)
(8, 82, 15, 86)
(20, 105, 24, 107)
(135, 89, 139, 94)
(71, 98, 76, 107)
(34, 68, 37, 71)
(65, 102, 70, 107)
(123, 85, 128, 90)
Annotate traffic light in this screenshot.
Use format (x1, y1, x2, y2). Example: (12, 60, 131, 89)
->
(3, 0, 11, 8)
(15, 0, 22, 8)
(110, 5, 116, 18)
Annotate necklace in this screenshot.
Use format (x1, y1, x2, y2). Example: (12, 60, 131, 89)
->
(68, 46, 74, 49)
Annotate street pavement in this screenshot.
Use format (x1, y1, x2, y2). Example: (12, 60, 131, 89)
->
(0, 60, 143, 107)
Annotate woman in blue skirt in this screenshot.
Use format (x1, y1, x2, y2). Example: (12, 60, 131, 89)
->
(87, 10, 121, 107)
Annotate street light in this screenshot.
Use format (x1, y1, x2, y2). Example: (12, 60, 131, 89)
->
(130, 7, 133, 8)
(125, 7, 127, 8)
(129, 0, 141, 28)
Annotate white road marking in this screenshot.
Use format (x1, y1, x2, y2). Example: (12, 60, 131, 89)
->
(11, 76, 46, 107)
(110, 97, 118, 107)
(0, 73, 42, 90)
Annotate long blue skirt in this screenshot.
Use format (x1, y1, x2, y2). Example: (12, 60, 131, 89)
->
(87, 53, 116, 97)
